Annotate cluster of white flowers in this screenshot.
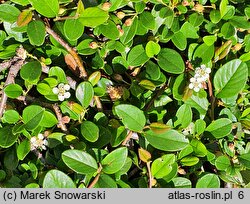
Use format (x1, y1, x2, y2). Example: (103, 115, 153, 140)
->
(52, 83, 71, 101)
(189, 65, 211, 92)
(30, 134, 48, 151)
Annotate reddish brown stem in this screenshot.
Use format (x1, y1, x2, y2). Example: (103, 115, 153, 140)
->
(122, 130, 133, 146)
(45, 26, 87, 79)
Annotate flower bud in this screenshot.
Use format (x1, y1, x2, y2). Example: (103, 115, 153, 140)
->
(124, 18, 133, 26)
(102, 2, 111, 11)
(116, 11, 125, 19)
(194, 4, 204, 13)
(89, 42, 98, 49)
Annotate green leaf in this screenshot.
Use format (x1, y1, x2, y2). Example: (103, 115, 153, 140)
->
(62, 149, 98, 174)
(139, 79, 156, 91)
(214, 59, 248, 98)
(20, 61, 42, 82)
(127, 45, 149, 67)
(193, 43, 214, 64)
(99, 20, 119, 40)
(39, 111, 58, 128)
(49, 66, 67, 83)
(64, 19, 84, 41)
(115, 104, 146, 132)
(238, 153, 250, 169)
(139, 11, 155, 30)
(190, 139, 207, 157)
(172, 177, 192, 188)
(209, 9, 221, 24)
(220, 0, 228, 17)
(175, 104, 192, 128)
(171, 31, 187, 51)
(203, 35, 217, 46)
(0, 126, 18, 148)
(0, 4, 20, 23)
(229, 16, 250, 30)
(157, 48, 185, 74)
(77, 39, 97, 55)
(196, 174, 220, 188)
(80, 121, 99, 142)
(145, 129, 189, 151)
(151, 154, 175, 179)
(205, 118, 232, 139)
(22, 105, 45, 130)
(215, 155, 231, 171)
(76, 82, 94, 109)
(145, 41, 161, 58)
(4, 84, 23, 99)
(101, 147, 128, 174)
(221, 22, 235, 39)
(145, 60, 161, 80)
(27, 21, 46, 46)
(2, 110, 19, 124)
(79, 7, 109, 28)
(189, 13, 204, 27)
(43, 170, 76, 188)
(17, 139, 30, 160)
(120, 17, 138, 45)
(94, 174, 117, 188)
(180, 22, 199, 39)
(181, 156, 199, 166)
(28, 0, 59, 18)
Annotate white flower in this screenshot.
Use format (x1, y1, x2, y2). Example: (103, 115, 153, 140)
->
(52, 83, 71, 101)
(189, 77, 203, 92)
(194, 64, 211, 82)
(30, 134, 48, 151)
(182, 123, 195, 136)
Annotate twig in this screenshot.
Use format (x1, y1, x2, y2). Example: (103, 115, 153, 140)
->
(122, 130, 133, 146)
(94, 96, 103, 111)
(146, 161, 153, 188)
(0, 59, 24, 119)
(45, 25, 88, 79)
(144, 84, 168, 111)
(52, 104, 68, 132)
(88, 164, 102, 188)
(207, 78, 215, 120)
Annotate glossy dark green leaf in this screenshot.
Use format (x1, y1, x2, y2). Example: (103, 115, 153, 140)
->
(171, 31, 187, 51)
(175, 104, 192, 128)
(99, 20, 119, 40)
(145, 41, 160, 58)
(127, 44, 149, 67)
(221, 22, 235, 39)
(145, 129, 189, 151)
(139, 11, 155, 30)
(181, 156, 199, 166)
(172, 177, 192, 188)
(205, 118, 232, 139)
(48, 66, 67, 83)
(43, 170, 76, 188)
(4, 84, 23, 99)
(62, 149, 98, 174)
(27, 20, 46, 46)
(193, 43, 214, 64)
(20, 61, 42, 82)
(239, 153, 250, 169)
(2, 110, 19, 124)
(28, 0, 59, 18)
(22, 105, 45, 130)
(0, 126, 18, 148)
(94, 174, 117, 188)
(145, 60, 161, 80)
(180, 22, 199, 39)
(101, 147, 128, 174)
(39, 111, 58, 128)
(80, 121, 99, 142)
(157, 48, 185, 74)
(76, 82, 94, 109)
(214, 59, 248, 98)
(115, 104, 146, 132)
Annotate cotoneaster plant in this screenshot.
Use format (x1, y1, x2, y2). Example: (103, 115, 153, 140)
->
(0, 0, 250, 188)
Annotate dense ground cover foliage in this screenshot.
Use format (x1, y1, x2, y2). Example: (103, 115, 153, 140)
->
(0, 0, 250, 188)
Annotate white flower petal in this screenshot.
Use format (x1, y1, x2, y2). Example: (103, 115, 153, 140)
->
(58, 95, 65, 101)
(30, 137, 37, 143)
(206, 68, 211, 73)
(38, 134, 44, 140)
(196, 77, 203, 83)
(43, 139, 48, 146)
(194, 87, 200, 92)
(190, 77, 196, 83)
(64, 92, 71, 99)
(189, 83, 194, 89)
(64, 84, 70, 91)
(41, 145, 47, 150)
(58, 83, 64, 88)
(52, 87, 59, 94)
(200, 64, 206, 69)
